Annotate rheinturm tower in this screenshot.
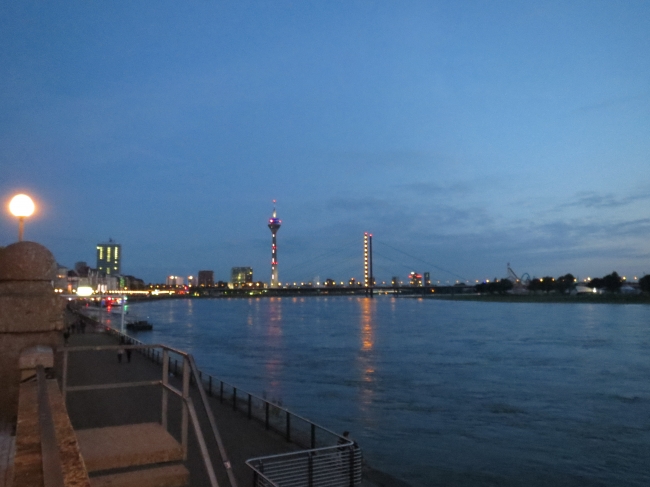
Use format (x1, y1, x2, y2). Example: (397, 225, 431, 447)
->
(268, 201, 282, 287)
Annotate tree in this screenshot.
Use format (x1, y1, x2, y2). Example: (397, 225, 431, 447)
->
(475, 279, 513, 295)
(527, 276, 556, 293)
(602, 272, 622, 293)
(639, 275, 650, 293)
(588, 277, 604, 290)
(556, 273, 576, 294)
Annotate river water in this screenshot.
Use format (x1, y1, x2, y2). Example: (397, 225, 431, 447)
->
(123, 296, 650, 486)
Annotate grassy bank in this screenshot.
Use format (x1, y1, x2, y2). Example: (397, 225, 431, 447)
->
(426, 293, 650, 305)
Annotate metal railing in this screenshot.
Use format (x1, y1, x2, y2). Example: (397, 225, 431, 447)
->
(247, 445, 363, 487)
(59, 341, 235, 487)
(102, 327, 363, 487)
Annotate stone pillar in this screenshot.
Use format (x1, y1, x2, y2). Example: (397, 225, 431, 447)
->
(0, 241, 63, 423)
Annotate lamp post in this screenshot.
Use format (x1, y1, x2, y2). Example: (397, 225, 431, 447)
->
(9, 194, 35, 242)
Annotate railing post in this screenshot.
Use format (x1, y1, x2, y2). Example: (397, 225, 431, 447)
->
(182, 356, 190, 460)
(220, 381, 224, 403)
(286, 412, 291, 442)
(308, 451, 314, 487)
(349, 447, 355, 487)
(208, 375, 212, 396)
(311, 424, 316, 448)
(265, 402, 269, 430)
(233, 387, 237, 411)
(162, 349, 169, 430)
(248, 394, 252, 419)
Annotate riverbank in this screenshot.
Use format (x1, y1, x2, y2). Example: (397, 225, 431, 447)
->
(425, 293, 650, 304)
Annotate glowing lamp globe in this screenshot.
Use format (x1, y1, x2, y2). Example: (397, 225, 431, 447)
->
(9, 194, 35, 218)
(9, 193, 36, 241)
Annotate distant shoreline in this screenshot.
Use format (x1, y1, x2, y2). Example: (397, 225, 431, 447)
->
(125, 291, 650, 305)
(424, 293, 650, 305)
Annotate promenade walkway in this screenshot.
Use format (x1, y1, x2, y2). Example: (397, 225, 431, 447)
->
(57, 326, 406, 487)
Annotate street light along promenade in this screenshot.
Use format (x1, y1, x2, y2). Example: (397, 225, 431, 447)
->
(9, 193, 35, 242)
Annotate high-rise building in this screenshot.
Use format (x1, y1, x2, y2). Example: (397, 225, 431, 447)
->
(231, 267, 253, 286)
(268, 202, 282, 287)
(424, 272, 431, 286)
(409, 272, 423, 287)
(166, 275, 183, 286)
(198, 270, 214, 287)
(96, 239, 121, 276)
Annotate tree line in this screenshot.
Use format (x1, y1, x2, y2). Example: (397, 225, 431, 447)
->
(475, 272, 650, 294)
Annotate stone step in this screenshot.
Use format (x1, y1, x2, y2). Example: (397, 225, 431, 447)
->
(76, 423, 183, 473)
(90, 464, 189, 487)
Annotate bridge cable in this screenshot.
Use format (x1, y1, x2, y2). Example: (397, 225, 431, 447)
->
(374, 240, 468, 281)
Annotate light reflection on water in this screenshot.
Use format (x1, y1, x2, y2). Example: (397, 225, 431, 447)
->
(128, 297, 650, 487)
(358, 297, 376, 410)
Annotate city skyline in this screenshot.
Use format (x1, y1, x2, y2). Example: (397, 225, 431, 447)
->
(1, 2, 649, 283)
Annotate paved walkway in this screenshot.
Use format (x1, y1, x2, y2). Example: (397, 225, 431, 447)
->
(56, 326, 408, 487)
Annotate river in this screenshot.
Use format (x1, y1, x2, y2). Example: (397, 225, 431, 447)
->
(121, 296, 650, 486)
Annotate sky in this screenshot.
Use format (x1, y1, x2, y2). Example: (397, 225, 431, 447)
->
(1, 1, 649, 285)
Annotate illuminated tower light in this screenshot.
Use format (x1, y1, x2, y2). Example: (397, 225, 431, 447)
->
(363, 232, 373, 287)
(268, 201, 282, 287)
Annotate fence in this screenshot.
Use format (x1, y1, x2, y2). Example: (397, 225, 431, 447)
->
(101, 325, 362, 487)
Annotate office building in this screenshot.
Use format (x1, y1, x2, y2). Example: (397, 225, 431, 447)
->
(166, 275, 184, 286)
(231, 267, 253, 285)
(409, 272, 423, 287)
(96, 239, 121, 276)
(198, 270, 214, 287)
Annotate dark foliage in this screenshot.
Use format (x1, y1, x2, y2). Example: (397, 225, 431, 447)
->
(638, 275, 650, 293)
(475, 279, 513, 295)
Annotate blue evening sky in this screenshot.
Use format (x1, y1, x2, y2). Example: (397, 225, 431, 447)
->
(1, 1, 649, 284)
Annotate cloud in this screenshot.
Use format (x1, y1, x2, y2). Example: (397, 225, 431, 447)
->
(399, 181, 473, 197)
(574, 92, 649, 114)
(568, 191, 650, 210)
(544, 189, 650, 222)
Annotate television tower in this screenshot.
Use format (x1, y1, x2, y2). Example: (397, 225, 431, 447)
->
(268, 201, 282, 287)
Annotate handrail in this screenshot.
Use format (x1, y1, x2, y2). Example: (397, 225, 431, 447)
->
(102, 328, 350, 446)
(59, 344, 221, 487)
(246, 442, 362, 487)
(188, 354, 239, 487)
(96, 326, 363, 486)
(36, 366, 65, 487)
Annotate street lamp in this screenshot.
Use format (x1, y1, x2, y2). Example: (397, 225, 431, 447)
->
(9, 194, 35, 242)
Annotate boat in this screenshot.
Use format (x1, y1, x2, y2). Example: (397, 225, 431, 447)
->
(126, 320, 153, 331)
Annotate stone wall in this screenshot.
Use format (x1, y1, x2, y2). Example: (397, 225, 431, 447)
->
(0, 242, 63, 423)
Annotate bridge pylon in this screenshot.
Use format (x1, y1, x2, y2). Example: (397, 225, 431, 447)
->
(363, 232, 374, 296)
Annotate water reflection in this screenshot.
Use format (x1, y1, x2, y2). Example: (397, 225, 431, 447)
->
(264, 297, 284, 398)
(358, 297, 376, 409)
